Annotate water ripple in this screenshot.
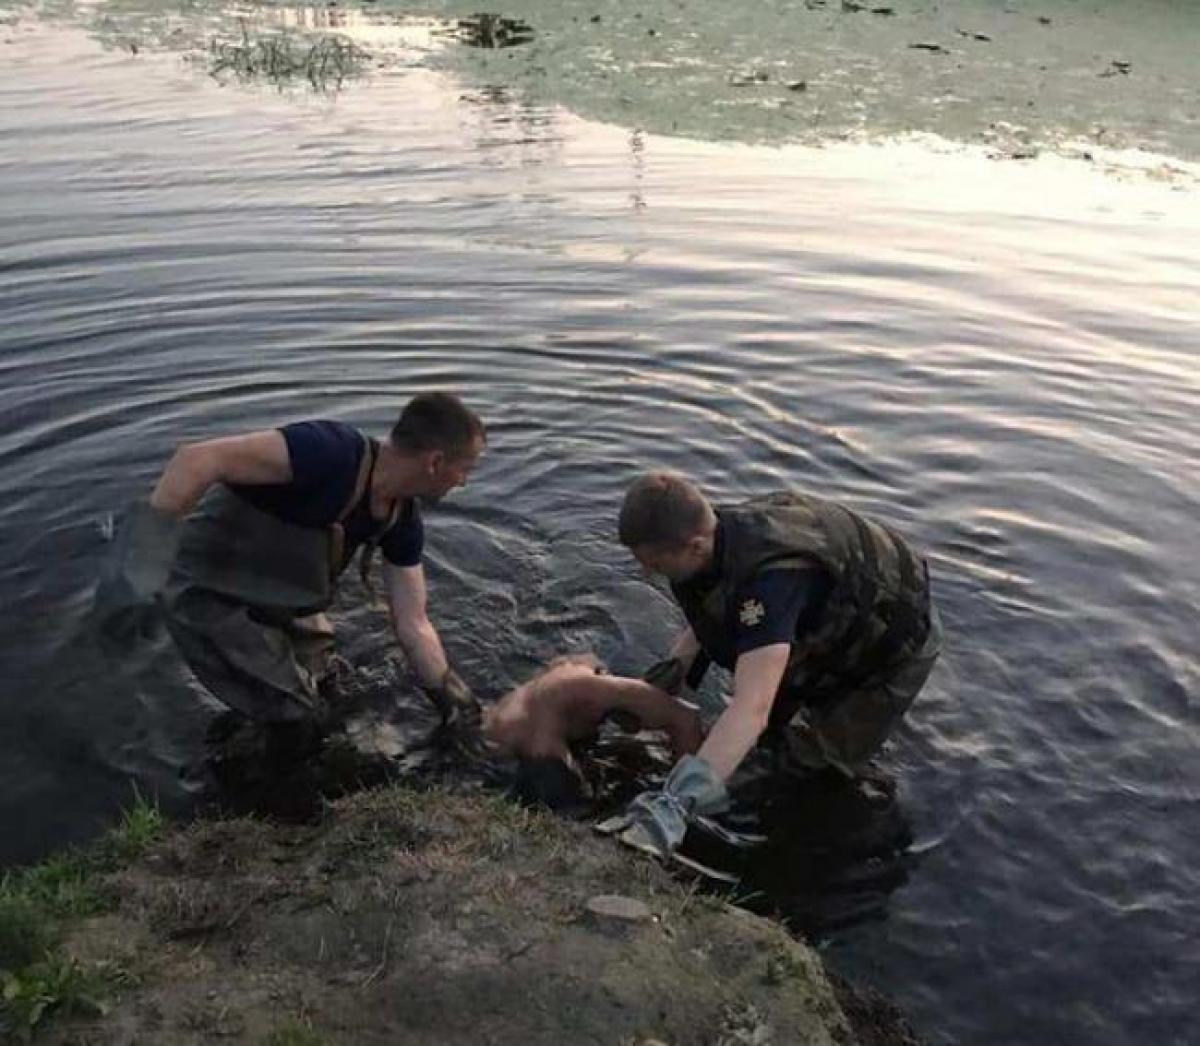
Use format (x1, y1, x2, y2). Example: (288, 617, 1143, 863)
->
(2, 18, 1199, 1046)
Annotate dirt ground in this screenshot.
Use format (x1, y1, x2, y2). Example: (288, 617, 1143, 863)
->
(40, 783, 920, 1045)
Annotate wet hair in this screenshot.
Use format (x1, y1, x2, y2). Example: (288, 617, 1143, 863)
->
(390, 392, 486, 459)
(618, 471, 712, 550)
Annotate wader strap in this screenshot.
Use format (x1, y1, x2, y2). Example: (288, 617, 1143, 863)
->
(352, 438, 405, 600)
(329, 433, 375, 577)
(357, 495, 402, 598)
(338, 434, 375, 522)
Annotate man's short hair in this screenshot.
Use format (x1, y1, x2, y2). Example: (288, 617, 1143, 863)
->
(390, 393, 485, 458)
(618, 472, 711, 550)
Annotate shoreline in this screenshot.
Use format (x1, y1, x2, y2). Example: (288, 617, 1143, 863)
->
(2, 784, 924, 1044)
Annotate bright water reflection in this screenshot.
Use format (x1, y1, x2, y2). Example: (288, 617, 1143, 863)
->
(1, 17, 1198, 1046)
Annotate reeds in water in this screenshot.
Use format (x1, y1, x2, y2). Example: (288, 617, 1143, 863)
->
(209, 21, 367, 91)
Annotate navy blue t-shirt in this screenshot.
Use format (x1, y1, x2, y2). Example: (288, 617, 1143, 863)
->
(229, 420, 424, 568)
(732, 568, 830, 657)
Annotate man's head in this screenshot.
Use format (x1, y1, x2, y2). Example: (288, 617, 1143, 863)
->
(618, 472, 717, 582)
(390, 392, 486, 501)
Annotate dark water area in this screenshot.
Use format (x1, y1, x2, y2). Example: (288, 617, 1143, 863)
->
(2, 15, 1199, 1046)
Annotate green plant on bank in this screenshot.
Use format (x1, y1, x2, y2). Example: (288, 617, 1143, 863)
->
(1, 955, 120, 1041)
(209, 21, 369, 91)
(763, 937, 809, 986)
(263, 1018, 327, 1046)
(0, 787, 163, 1039)
(103, 785, 165, 864)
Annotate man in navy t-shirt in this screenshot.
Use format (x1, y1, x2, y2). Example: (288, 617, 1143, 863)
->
(230, 419, 427, 574)
(95, 392, 487, 743)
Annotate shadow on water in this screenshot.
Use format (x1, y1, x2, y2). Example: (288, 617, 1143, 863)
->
(701, 765, 914, 938)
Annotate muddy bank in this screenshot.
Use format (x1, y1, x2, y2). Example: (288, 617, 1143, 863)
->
(17, 785, 920, 1044)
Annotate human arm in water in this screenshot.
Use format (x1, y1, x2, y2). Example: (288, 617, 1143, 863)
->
(486, 660, 702, 762)
(575, 675, 704, 759)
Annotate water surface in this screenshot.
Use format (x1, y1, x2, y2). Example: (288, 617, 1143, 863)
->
(1, 10, 1198, 1046)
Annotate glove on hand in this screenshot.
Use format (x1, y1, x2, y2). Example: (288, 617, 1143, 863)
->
(596, 754, 730, 859)
(93, 500, 182, 652)
(641, 656, 686, 695)
(423, 666, 480, 727)
(423, 667, 490, 764)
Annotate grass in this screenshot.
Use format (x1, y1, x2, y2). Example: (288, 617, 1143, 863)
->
(263, 1019, 327, 1045)
(104, 785, 165, 864)
(763, 937, 810, 986)
(1, 955, 120, 1040)
(209, 22, 368, 92)
(0, 787, 163, 1040)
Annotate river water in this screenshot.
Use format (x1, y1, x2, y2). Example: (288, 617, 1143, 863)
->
(1, 3, 1198, 1044)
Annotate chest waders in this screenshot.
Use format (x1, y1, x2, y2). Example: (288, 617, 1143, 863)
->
(673, 493, 939, 774)
(163, 434, 397, 724)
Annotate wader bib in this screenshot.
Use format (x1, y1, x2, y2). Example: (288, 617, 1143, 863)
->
(673, 493, 940, 774)
(163, 433, 394, 724)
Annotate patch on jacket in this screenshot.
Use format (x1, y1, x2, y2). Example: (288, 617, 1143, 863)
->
(738, 598, 766, 627)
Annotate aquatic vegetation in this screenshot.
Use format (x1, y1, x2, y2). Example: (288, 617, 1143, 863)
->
(449, 12, 533, 49)
(208, 21, 369, 91)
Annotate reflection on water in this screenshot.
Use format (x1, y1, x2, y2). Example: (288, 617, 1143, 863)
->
(2, 16, 1199, 1046)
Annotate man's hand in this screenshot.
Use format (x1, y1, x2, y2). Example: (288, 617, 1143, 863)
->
(422, 667, 491, 764)
(422, 666, 478, 725)
(93, 500, 182, 653)
(596, 754, 729, 858)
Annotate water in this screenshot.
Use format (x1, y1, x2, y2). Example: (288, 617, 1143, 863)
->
(2, 4, 1199, 1044)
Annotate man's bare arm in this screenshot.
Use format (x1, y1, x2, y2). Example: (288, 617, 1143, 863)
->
(697, 642, 790, 780)
(384, 561, 450, 690)
(150, 430, 292, 517)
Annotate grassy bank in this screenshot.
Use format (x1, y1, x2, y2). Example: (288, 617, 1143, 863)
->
(0, 791, 164, 1040)
(1, 783, 900, 1044)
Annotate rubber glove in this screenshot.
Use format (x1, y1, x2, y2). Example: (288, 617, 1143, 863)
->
(596, 754, 729, 859)
(422, 667, 490, 763)
(93, 499, 182, 652)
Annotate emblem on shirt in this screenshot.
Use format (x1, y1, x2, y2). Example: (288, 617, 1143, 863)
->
(739, 598, 766, 627)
